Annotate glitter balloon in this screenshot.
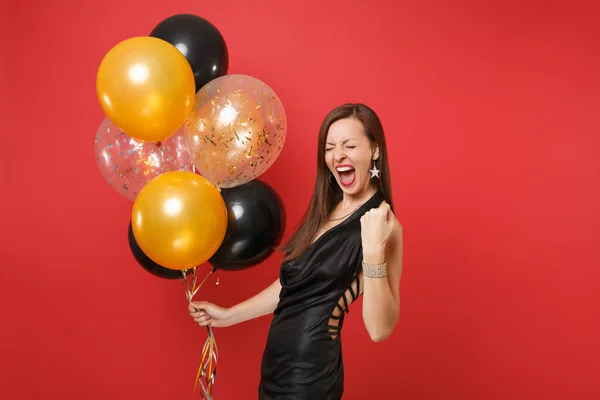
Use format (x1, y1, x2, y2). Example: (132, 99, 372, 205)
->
(184, 74, 287, 188)
(95, 117, 194, 200)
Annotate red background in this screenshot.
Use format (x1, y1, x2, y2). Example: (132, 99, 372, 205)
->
(2, 0, 599, 399)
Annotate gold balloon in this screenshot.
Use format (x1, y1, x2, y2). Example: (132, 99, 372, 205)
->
(96, 36, 196, 142)
(184, 74, 287, 188)
(131, 171, 227, 270)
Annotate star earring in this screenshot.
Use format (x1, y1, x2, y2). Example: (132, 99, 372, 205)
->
(369, 160, 379, 178)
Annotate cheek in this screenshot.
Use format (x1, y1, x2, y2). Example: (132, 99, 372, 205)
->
(324, 152, 333, 168)
(351, 152, 372, 173)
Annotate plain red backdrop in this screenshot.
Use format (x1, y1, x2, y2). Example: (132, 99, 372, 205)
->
(1, 0, 599, 399)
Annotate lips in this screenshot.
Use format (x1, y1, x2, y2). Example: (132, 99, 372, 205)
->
(335, 164, 356, 187)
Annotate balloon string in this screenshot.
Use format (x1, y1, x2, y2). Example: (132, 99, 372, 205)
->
(182, 267, 219, 399)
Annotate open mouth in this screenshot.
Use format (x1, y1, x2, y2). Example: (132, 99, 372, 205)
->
(335, 164, 356, 187)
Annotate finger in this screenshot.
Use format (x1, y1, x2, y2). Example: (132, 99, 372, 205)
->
(378, 201, 390, 214)
(190, 301, 210, 312)
(194, 315, 211, 324)
(387, 211, 400, 229)
(190, 311, 205, 318)
(197, 318, 212, 327)
(386, 209, 394, 222)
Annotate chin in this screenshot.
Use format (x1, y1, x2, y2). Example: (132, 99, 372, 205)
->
(339, 185, 361, 195)
(337, 178, 370, 196)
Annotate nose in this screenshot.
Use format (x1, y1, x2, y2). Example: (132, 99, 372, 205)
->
(333, 147, 346, 162)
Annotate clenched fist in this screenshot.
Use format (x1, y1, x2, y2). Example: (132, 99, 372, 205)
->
(188, 301, 235, 328)
(360, 200, 396, 260)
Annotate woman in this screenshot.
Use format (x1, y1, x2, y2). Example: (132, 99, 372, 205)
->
(189, 103, 403, 399)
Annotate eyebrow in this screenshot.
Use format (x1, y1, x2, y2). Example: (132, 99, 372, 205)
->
(326, 138, 356, 146)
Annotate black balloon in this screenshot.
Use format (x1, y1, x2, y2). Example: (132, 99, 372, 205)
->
(128, 221, 193, 279)
(150, 14, 229, 93)
(209, 180, 285, 271)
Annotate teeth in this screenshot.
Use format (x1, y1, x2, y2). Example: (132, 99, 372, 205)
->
(336, 166, 354, 172)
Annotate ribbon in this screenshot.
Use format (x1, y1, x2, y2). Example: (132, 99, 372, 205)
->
(182, 267, 219, 399)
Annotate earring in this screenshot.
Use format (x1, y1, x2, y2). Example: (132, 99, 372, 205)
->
(369, 160, 380, 178)
(328, 171, 332, 183)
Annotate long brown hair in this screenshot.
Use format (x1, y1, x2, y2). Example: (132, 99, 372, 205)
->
(281, 103, 394, 262)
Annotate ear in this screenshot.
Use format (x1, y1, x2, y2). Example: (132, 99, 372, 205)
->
(372, 144, 380, 160)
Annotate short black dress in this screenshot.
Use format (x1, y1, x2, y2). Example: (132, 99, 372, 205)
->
(258, 191, 384, 399)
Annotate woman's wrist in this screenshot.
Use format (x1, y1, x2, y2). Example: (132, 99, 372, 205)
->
(227, 301, 261, 326)
(362, 244, 386, 264)
(225, 305, 241, 326)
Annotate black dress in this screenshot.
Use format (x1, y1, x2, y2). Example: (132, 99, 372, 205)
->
(258, 191, 384, 399)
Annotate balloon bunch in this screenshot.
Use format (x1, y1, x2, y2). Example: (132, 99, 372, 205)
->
(94, 14, 286, 399)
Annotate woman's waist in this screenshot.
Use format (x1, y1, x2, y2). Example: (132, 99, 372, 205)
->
(265, 312, 334, 352)
(263, 324, 338, 363)
(274, 291, 337, 316)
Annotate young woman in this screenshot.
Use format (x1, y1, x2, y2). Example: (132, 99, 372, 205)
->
(189, 103, 403, 399)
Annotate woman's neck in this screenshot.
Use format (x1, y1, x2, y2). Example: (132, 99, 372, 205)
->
(338, 184, 377, 211)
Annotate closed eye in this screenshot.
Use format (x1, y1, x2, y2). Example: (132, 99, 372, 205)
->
(325, 148, 334, 152)
(346, 146, 356, 149)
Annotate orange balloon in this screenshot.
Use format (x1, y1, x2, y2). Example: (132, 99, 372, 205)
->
(131, 171, 227, 270)
(96, 36, 196, 142)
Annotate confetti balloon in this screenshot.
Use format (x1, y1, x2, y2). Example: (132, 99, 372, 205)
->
(184, 74, 287, 188)
(131, 171, 228, 270)
(95, 117, 193, 201)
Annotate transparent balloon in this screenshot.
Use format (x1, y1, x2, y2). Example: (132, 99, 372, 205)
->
(184, 74, 287, 188)
(95, 117, 194, 200)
